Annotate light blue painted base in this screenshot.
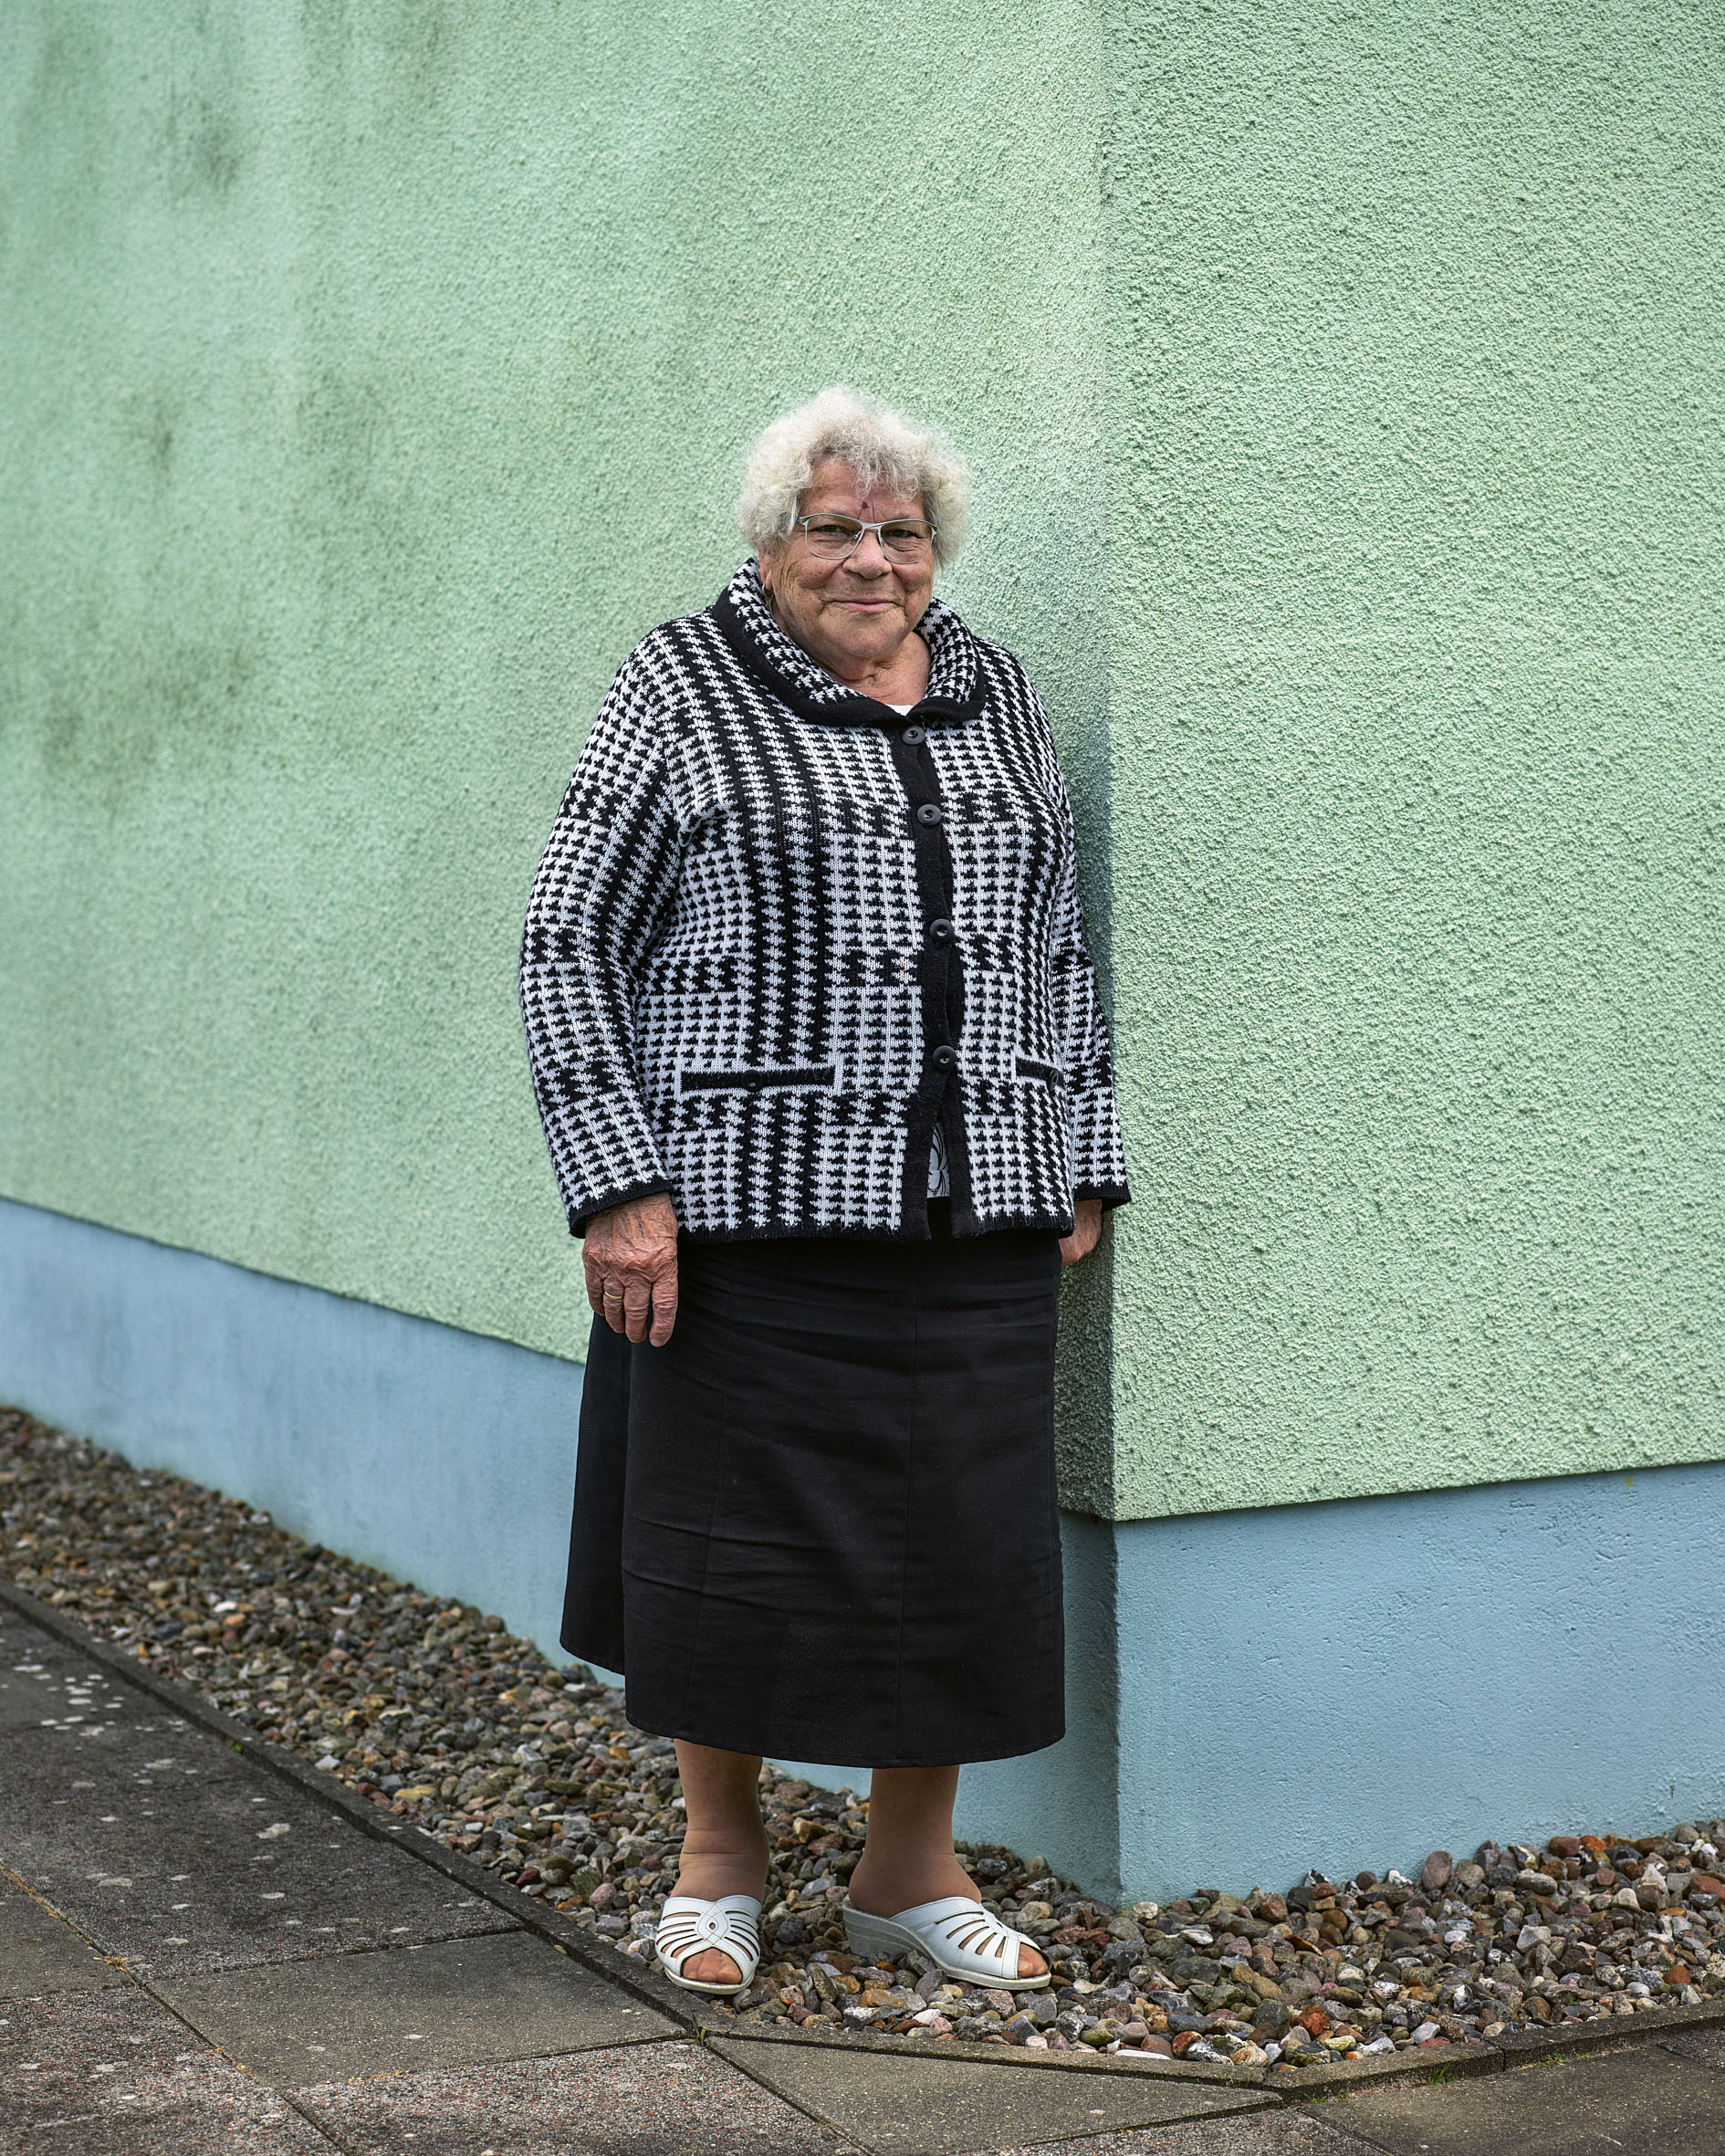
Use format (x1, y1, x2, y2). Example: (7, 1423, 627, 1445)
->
(1098, 1466, 1725, 1905)
(0, 1196, 590, 1659)
(5, 1196, 1721, 1905)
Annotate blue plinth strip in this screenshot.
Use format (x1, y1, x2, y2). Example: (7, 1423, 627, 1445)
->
(5, 1193, 1720, 1905)
(0, 1196, 587, 1659)
(1098, 1464, 1725, 1902)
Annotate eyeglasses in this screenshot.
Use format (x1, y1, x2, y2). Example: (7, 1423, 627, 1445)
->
(794, 514, 936, 563)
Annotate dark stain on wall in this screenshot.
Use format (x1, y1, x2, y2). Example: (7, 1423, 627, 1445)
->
(162, 86, 243, 201)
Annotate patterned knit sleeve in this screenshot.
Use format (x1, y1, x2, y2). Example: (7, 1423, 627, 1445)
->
(519, 654, 682, 1235)
(1049, 765, 1132, 1213)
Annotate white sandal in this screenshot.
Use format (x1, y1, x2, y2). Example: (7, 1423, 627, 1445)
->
(653, 1894, 762, 1996)
(842, 1895, 1051, 1989)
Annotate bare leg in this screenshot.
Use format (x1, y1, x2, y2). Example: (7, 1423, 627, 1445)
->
(846, 1765, 1047, 1980)
(668, 1741, 769, 1986)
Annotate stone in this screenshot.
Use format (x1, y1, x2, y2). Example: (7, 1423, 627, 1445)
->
(1421, 1851, 1454, 1894)
(13, 1403, 1725, 2073)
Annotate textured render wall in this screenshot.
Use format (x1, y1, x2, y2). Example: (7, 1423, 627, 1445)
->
(1108, 1462, 1725, 1904)
(9, 1, 1722, 1538)
(1103, 5, 1725, 1518)
(0, 3, 1113, 1429)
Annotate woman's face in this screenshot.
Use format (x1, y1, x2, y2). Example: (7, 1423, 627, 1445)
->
(759, 456, 934, 681)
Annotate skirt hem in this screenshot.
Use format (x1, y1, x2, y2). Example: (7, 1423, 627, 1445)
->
(620, 1710, 1067, 1772)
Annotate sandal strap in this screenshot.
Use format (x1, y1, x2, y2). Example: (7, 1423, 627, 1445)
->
(654, 1894, 762, 1983)
(879, 1895, 1034, 1980)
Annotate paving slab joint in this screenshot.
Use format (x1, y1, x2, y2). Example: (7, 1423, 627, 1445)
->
(0, 1568, 1282, 2103)
(16, 1571, 1724, 2115)
(0, 1570, 700, 2026)
(1280, 1998, 1725, 2103)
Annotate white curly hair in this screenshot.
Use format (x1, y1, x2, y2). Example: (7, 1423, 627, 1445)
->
(736, 388, 971, 569)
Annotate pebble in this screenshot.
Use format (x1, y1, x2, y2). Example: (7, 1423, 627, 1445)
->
(5, 1408, 1725, 2058)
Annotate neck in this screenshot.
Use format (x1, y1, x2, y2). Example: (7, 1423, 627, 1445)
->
(766, 594, 931, 703)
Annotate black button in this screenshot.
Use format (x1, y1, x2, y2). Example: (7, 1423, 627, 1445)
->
(926, 917, 955, 947)
(929, 1045, 958, 1073)
(902, 724, 926, 745)
(915, 802, 943, 826)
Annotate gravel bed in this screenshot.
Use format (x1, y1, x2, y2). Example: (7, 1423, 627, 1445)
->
(5, 1404, 1725, 2068)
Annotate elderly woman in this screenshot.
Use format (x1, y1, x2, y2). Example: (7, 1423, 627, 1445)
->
(520, 388, 1128, 1997)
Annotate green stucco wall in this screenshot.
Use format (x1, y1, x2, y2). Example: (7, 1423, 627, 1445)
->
(4, 2, 1720, 1524)
(1100, 3, 1725, 1516)
(0, 0, 1112, 1449)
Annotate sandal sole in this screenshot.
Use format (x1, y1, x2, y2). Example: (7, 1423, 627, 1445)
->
(842, 1906, 1051, 1989)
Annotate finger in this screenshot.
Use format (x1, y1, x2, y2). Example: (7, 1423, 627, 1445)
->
(648, 1269, 679, 1347)
(622, 1277, 652, 1344)
(600, 1274, 629, 1333)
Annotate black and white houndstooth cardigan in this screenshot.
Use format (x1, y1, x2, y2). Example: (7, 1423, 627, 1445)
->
(519, 561, 1130, 1241)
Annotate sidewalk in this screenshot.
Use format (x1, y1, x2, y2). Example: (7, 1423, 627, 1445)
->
(5, 1589, 1725, 2154)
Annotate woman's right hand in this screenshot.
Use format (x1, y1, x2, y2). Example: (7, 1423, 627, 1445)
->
(585, 1194, 680, 1345)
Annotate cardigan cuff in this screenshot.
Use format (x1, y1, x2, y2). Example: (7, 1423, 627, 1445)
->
(568, 1177, 678, 1240)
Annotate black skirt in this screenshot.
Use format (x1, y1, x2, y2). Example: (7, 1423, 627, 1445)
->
(560, 1209, 1065, 1766)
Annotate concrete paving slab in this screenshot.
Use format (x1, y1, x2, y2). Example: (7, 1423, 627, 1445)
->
(157, 1926, 678, 2088)
(298, 2037, 862, 2152)
(1660, 2026, 1725, 2072)
(988, 2117, 1376, 2156)
(0, 1979, 337, 2152)
(1, 1614, 132, 1732)
(708, 2038, 1276, 2156)
(1312, 2041, 1725, 2154)
(0, 1872, 123, 2000)
(0, 1608, 518, 1975)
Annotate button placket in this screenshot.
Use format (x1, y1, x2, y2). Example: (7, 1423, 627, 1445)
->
(883, 718, 966, 1220)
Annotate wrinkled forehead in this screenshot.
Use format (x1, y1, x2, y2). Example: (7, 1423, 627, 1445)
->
(798, 456, 925, 518)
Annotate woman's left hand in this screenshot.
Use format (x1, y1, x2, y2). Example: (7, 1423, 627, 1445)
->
(1060, 1198, 1104, 1268)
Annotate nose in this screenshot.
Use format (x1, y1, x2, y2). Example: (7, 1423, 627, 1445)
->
(845, 528, 890, 573)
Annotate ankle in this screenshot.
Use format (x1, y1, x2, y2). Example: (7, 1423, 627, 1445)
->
(674, 1843, 768, 1903)
(848, 1854, 976, 1919)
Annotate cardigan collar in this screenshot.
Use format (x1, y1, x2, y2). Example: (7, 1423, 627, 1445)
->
(709, 560, 987, 727)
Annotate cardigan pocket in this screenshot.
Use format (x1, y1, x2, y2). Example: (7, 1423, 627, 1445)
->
(678, 1062, 840, 1095)
(1013, 1053, 1066, 1092)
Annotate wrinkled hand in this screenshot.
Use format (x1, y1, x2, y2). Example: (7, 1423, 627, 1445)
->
(1060, 1198, 1104, 1269)
(585, 1194, 680, 1345)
